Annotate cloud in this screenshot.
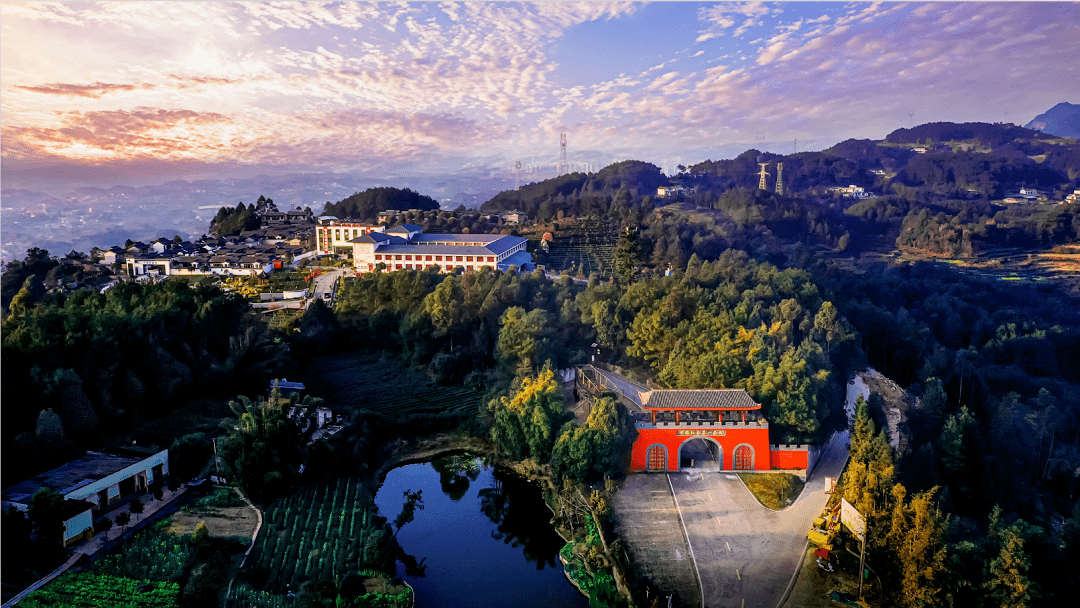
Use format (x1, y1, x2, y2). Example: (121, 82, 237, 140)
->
(2, 1, 1078, 189)
(697, 2, 777, 40)
(14, 82, 155, 99)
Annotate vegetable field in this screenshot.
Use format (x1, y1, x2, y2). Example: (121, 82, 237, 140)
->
(303, 352, 482, 423)
(20, 573, 179, 608)
(251, 477, 369, 592)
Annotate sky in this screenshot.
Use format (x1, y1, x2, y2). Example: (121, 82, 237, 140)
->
(2, 1, 1079, 196)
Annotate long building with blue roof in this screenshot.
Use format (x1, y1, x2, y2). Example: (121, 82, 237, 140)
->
(350, 225, 532, 273)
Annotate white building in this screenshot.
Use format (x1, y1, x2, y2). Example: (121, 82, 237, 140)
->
(657, 186, 695, 198)
(828, 184, 872, 199)
(351, 225, 531, 274)
(315, 217, 385, 255)
(2, 448, 169, 547)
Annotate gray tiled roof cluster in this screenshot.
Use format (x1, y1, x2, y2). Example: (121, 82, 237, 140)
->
(640, 389, 760, 410)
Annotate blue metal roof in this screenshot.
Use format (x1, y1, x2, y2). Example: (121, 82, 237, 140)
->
(377, 244, 504, 256)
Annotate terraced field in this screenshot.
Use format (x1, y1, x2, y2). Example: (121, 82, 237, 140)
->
(540, 219, 618, 277)
(302, 351, 482, 423)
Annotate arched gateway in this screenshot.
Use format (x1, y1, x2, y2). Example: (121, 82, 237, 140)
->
(575, 366, 813, 474)
(628, 388, 771, 472)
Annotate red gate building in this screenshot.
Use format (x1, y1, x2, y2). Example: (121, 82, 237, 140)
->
(628, 389, 813, 472)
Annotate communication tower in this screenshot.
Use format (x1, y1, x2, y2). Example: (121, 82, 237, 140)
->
(907, 109, 914, 127)
(558, 133, 568, 175)
(776, 162, 784, 196)
(514, 160, 522, 190)
(758, 162, 770, 190)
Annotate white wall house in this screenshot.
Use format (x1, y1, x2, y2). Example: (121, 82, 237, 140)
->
(315, 217, 385, 255)
(2, 448, 169, 547)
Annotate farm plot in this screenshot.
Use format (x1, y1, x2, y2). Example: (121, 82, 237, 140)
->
(250, 477, 369, 592)
(303, 351, 482, 423)
(539, 219, 619, 277)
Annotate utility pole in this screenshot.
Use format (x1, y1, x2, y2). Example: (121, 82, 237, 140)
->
(858, 529, 867, 599)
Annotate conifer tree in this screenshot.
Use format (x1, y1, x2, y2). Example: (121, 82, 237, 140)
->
(985, 526, 1039, 608)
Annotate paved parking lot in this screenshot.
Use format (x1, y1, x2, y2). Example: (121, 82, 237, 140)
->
(668, 433, 849, 608)
(612, 474, 701, 608)
(613, 433, 848, 608)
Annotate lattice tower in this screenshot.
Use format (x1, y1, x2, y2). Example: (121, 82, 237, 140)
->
(758, 163, 770, 190)
(558, 133, 568, 175)
(776, 162, 784, 196)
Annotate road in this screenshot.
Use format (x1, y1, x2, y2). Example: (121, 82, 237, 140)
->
(667, 432, 848, 608)
(588, 366, 647, 411)
(308, 268, 346, 308)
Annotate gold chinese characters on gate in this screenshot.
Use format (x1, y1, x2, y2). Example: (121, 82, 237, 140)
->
(676, 430, 726, 436)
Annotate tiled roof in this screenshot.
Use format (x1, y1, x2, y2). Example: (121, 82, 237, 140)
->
(376, 244, 504, 256)
(411, 233, 501, 243)
(351, 233, 404, 244)
(387, 223, 422, 233)
(640, 389, 759, 410)
(412, 234, 525, 255)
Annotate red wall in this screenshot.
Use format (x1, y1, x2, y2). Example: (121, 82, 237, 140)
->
(630, 426, 772, 472)
(769, 448, 809, 470)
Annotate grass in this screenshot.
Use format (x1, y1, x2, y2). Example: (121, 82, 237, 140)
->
(737, 473, 805, 510)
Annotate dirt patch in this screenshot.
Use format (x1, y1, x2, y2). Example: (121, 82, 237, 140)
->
(167, 503, 258, 539)
(783, 544, 876, 608)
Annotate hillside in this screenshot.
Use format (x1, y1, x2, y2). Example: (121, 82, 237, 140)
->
(1025, 102, 1080, 138)
(323, 187, 440, 220)
(481, 159, 667, 220)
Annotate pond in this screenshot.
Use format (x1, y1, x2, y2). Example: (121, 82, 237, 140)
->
(374, 455, 589, 608)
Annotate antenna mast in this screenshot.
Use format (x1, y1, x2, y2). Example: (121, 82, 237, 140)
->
(758, 163, 770, 191)
(558, 133, 568, 176)
(776, 162, 784, 196)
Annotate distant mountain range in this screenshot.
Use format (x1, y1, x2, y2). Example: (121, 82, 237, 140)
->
(1025, 102, 1080, 138)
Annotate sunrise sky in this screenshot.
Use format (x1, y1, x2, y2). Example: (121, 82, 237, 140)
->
(2, 1, 1079, 191)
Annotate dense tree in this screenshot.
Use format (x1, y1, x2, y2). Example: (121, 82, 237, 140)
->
(216, 395, 303, 501)
(323, 187, 439, 220)
(28, 488, 66, 548)
(550, 396, 636, 483)
(613, 228, 641, 285)
(210, 202, 261, 237)
(489, 369, 566, 462)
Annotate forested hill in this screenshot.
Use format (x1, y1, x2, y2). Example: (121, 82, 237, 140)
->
(884, 121, 1057, 146)
(323, 187, 440, 220)
(481, 160, 667, 217)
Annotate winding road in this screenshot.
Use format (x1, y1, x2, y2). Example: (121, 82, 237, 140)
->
(668, 431, 848, 608)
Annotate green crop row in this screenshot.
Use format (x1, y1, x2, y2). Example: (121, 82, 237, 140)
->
(21, 573, 179, 608)
(251, 477, 370, 593)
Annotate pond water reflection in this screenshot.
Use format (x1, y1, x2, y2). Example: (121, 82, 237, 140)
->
(374, 455, 588, 608)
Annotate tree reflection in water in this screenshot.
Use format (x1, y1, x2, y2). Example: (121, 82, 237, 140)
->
(477, 467, 564, 570)
(431, 453, 482, 501)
